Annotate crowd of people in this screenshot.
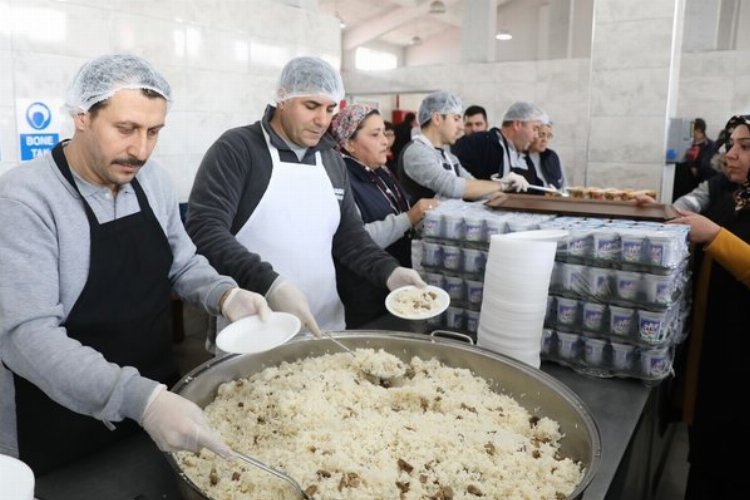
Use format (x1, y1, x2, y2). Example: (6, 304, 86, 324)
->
(0, 52, 747, 500)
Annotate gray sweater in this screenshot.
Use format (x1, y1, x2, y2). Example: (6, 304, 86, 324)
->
(401, 137, 473, 199)
(186, 106, 399, 296)
(0, 151, 236, 456)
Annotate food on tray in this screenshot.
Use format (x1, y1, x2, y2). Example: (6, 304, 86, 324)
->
(176, 349, 585, 499)
(567, 186, 657, 201)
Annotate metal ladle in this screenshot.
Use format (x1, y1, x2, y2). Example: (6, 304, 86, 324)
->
(233, 450, 311, 500)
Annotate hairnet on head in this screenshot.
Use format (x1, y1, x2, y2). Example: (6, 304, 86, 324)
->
(65, 54, 172, 115)
(502, 101, 546, 123)
(418, 91, 463, 126)
(276, 56, 345, 104)
(330, 104, 379, 150)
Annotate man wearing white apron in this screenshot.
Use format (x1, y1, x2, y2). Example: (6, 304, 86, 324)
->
(187, 56, 425, 336)
(398, 91, 523, 203)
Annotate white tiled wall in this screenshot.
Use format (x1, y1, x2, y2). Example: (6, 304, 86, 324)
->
(1, 0, 746, 196)
(343, 58, 592, 187)
(0, 0, 340, 200)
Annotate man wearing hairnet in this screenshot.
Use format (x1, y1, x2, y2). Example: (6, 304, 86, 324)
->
(0, 54, 268, 473)
(453, 101, 548, 186)
(397, 91, 524, 201)
(187, 56, 424, 336)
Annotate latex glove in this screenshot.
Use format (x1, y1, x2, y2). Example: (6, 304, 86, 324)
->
(499, 172, 530, 193)
(386, 267, 427, 291)
(141, 385, 231, 458)
(221, 288, 271, 322)
(266, 280, 322, 337)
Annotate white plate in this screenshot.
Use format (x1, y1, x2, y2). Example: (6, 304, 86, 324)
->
(385, 285, 450, 320)
(216, 312, 301, 355)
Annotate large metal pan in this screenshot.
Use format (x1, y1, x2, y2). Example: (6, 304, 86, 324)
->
(165, 330, 601, 499)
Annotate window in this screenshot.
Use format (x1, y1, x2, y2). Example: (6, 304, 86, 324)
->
(355, 47, 398, 71)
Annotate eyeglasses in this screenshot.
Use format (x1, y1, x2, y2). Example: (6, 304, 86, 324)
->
(538, 133, 554, 140)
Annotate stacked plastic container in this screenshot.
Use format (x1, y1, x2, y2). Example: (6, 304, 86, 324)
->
(415, 200, 691, 384)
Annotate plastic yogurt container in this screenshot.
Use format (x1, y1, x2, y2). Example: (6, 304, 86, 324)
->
(443, 213, 465, 240)
(441, 245, 462, 271)
(640, 347, 671, 378)
(422, 210, 444, 238)
(556, 332, 580, 361)
(556, 297, 579, 327)
(611, 342, 636, 372)
(583, 337, 608, 366)
(620, 232, 646, 263)
(609, 305, 634, 337)
(616, 271, 642, 301)
(637, 309, 668, 344)
(582, 302, 607, 331)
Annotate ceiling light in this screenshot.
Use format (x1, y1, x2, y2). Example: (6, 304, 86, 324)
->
(335, 11, 346, 29)
(411, 36, 423, 45)
(429, 0, 447, 14)
(495, 31, 513, 41)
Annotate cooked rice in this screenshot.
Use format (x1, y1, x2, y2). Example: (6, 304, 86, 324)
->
(391, 288, 441, 317)
(177, 348, 585, 499)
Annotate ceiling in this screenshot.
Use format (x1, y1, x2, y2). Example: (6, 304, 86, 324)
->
(318, 0, 515, 50)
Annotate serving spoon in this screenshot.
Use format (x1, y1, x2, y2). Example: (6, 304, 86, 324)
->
(232, 449, 312, 500)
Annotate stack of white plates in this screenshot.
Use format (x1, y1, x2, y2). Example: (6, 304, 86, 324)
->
(477, 230, 568, 367)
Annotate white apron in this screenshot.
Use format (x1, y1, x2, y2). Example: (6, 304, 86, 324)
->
(219, 126, 345, 334)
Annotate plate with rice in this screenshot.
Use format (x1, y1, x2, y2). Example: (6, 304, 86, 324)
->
(385, 285, 450, 320)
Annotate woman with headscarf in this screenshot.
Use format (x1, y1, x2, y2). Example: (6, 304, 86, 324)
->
(330, 104, 437, 327)
(673, 114, 750, 498)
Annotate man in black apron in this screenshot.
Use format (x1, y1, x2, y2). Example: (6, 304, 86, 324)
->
(453, 100, 548, 185)
(398, 91, 521, 202)
(0, 54, 269, 474)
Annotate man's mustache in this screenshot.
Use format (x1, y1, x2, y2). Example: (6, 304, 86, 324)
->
(112, 158, 146, 167)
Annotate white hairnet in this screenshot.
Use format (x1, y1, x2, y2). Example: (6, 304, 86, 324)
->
(276, 56, 345, 104)
(418, 91, 463, 126)
(502, 101, 547, 123)
(65, 54, 172, 115)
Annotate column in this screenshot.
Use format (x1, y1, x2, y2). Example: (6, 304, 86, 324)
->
(585, 0, 686, 193)
(461, 0, 497, 63)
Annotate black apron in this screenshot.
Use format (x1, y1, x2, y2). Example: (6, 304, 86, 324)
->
(499, 133, 543, 192)
(13, 143, 177, 474)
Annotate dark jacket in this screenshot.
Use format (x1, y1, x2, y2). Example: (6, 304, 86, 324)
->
(336, 156, 412, 328)
(452, 128, 506, 180)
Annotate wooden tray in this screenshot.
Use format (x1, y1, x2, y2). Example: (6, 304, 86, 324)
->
(485, 193, 678, 221)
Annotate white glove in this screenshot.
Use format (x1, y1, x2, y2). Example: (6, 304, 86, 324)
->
(500, 172, 530, 192)
(221, 288, 271, 323)
(266, 280, 322, 337)
(386, 267, 427, 291)
(141, 385, 231, 458)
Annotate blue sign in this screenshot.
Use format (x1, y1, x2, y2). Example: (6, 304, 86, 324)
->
(20, 133, 59, 161)
(19, 101, 58, 161)
(26, 102, 52, 130)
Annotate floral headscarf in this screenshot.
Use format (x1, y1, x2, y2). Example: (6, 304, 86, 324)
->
(330, 103, 377, 151)
(735, 168, 750, 211)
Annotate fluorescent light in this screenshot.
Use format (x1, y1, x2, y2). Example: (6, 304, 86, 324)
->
(495, 31, 513, 41)
(429, 1, 446, 14)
